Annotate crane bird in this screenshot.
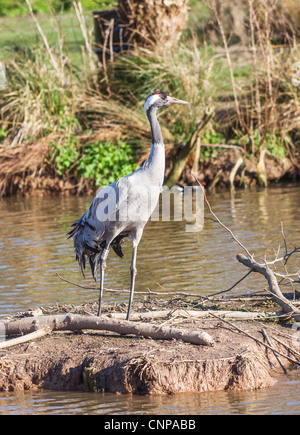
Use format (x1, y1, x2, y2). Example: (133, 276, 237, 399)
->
(68, 91, 188, 320)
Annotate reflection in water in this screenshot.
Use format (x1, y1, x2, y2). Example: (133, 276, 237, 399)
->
(0, 184, 299, 414)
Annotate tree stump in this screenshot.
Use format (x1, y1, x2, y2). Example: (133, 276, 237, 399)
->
(118, 0, 188, 49)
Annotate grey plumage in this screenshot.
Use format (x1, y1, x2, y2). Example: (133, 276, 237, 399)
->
(68, 91, 188, 320)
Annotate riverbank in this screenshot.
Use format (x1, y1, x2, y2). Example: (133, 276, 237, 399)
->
(1, 300, 299, 394)
(0, 137, 299, 197)
(1, 1, 300, 198)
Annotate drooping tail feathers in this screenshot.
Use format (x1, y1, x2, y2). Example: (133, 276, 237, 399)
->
(67, 216, 126, 281)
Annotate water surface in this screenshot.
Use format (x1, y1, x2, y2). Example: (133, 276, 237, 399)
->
(0, 184, 299, 415)
(0, 371, 299, 415)
(0, 184, 299, 314)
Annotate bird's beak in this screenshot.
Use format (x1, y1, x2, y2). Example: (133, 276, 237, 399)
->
(165, 96, 189, 105)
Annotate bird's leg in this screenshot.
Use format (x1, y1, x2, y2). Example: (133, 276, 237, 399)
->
(97, 248, 109, 317)
(127, 245, 138, 321)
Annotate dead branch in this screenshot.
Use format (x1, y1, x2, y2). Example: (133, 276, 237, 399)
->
(4, 314, 214, 347)
(271, 336, 300, 360)
(207, 169, 223, 191)
(256, 148, 268, 187)
(209, 270, 252, 297)
(229, 154, 244, 191)
(208, 312, 300, 367)
(107, 309, 265, 321)
(192, 174, 299, 314)
(0, 327, 51, 350)
(192, 174, 252, 257)
(261, 328, 288, 375)
(200, 143, 245, 152)
(165, 107, 215, 188)
(236, 253, 300, 322)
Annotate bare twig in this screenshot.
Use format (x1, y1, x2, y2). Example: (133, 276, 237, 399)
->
(209, 271, 252, 297)
(25, 0, 64, 84)
(192, 173, 252, 258)
(208, 312, 300, 367)
(261, 328, 288, 375)
(56, 273, 212, 299)
(280, 222, 288, 258)
(266, 246, 300, 266)
(73, 1, 96, 74)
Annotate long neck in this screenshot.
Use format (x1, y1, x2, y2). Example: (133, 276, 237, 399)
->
(145, 107, 165, 185)
(147, 106, 163, 145)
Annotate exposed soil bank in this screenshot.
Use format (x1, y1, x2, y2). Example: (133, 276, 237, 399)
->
(181, 151, 300, 189)
(0, 141, 299, 197)
(0, 307, 299, 395)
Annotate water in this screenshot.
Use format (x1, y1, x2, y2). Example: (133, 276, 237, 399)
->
(0, 373, 299, 415)
(0, 184, 299, 414)
(0, 184, 299, 313)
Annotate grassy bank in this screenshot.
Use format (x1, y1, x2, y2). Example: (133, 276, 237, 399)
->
(0, 0, 300, 196)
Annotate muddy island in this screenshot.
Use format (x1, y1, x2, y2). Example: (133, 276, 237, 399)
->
(0, 297, 299, 395)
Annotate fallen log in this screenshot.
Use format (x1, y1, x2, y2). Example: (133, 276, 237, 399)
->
(4, 314, 214, 347)
(0, 327, 51, 350)
(107, 309, 265, 321)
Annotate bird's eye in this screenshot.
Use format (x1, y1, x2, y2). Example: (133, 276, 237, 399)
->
(159, 94, 162, 98)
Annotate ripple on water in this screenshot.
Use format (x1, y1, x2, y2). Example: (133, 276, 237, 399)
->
(0, 185, 299, 414)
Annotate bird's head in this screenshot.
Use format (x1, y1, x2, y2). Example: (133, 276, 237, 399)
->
(144, 91, 188, 114)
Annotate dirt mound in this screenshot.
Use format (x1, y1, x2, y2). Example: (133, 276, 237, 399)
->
(0, 312, 298, 395)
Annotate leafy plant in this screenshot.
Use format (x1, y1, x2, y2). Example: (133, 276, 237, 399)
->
(245, 130, 287, 159)
(78, 140, 138, 187)
(199, 129, 226, 162)
(50, 137, 138, 186)
(50, 136, 80, 176)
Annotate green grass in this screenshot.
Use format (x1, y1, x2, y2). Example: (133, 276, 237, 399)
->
(0, 12, 93, 65)
(0, 0, 116, 17)
(0, 0, 117, 64)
